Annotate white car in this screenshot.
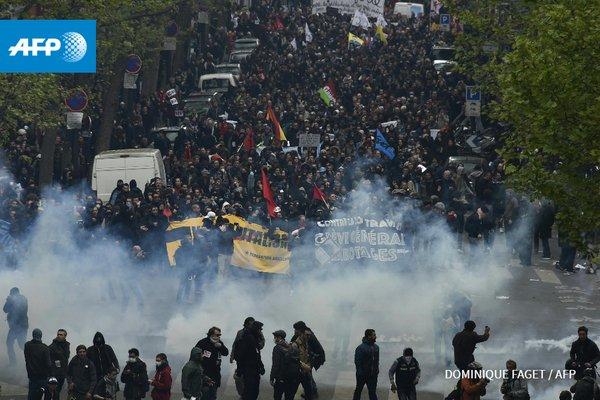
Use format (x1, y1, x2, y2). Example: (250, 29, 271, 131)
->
(215, 63, 242, 79)
(233, 37, 259, 52)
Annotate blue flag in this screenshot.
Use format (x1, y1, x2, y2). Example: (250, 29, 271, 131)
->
(375, 129, 395, 159)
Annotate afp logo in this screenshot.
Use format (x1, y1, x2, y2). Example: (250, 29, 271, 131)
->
(0, 20, 95, 72)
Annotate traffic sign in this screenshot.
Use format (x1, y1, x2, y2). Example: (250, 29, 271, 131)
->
(125, 54, 142, 74)
(65, 89, 88, 112)
(440, 14, 450, 31)
(466, 86, 481, 101)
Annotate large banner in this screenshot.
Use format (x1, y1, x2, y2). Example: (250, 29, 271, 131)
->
(312, 0, 384, 19)
(165, 215, 290, 274)
(223, 215, 291, 274)
(314, 216, 409, 265)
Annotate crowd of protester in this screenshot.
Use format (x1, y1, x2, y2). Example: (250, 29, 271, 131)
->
(0, 0, 573, 271)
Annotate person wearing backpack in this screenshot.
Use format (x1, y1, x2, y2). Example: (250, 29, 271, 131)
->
(270, 330, 299, 400)
(500, 360, 529, 400)
(389, 348, 420, 400)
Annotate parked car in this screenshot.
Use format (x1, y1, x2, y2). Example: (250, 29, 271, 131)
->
(233, 37, 259, 53)
(183, 91, 221, 117)
(215, 63, 242, 79)
(198, 73, 238, 94)
(229, 50, 253, 63)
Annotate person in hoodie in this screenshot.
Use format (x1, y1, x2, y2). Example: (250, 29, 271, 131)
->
(181, 347, 211, 400)
(67, 345, 97, 400)
(150, 353, 172, 400)
(194, 327, 229, 400)
(235, 320, 265, 400)
(49, 329, 70, 399)
(120, 348, 149, 400)
(352, 329, 379, 400)
(87, 332, 120, 380)
(25, 328, 52, 400)
(389, 348, 420, 400)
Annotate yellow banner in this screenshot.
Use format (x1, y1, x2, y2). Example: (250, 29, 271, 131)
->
(164, 215, 290, 273)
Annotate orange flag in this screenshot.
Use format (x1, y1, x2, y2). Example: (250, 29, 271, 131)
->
(266, 105, 287, 142)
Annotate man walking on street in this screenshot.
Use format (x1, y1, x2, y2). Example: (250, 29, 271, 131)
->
(25, 328, 51, 400)
(49, 329, 70, 399)
(452, 321, 490, 371)
(235, 320, 265, 400)
(389, 348, 420, 400)
(353, 329, 379, 400)
(3, 287, 28, 365)
(231, 317, 265, 398)
(270, 330, 299, 400)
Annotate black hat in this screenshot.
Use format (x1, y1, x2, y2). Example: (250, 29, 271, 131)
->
(273, 330, 286, 339)
(293, 321, 307, 331)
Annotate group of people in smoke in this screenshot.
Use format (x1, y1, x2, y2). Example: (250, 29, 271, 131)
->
(0, 0, 583, 276)
(6, 285, 600, 400)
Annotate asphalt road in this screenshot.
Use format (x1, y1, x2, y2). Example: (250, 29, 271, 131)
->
(1, 238, 599, 400)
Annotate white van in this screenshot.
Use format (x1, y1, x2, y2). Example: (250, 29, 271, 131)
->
(92, 149, 166, 202)
(393, 2, 424, 17)
(199, 73, 238, 94)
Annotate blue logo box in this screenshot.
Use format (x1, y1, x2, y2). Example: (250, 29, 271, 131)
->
(0, 20, 96, 73)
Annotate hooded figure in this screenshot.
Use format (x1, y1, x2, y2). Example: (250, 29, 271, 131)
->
(181, 347, 206, 399)
(25, 328, 52, 400)
(87, 332, 119, 380)
(3, 287, 29, 365)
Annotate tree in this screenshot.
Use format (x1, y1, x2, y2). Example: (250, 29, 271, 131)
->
(495, 0, 600, 245)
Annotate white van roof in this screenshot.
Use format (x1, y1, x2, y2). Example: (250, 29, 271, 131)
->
(95, 149, 161, 159)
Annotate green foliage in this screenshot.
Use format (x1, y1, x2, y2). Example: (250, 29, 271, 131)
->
(448, 0, 600, 245)
(0, 74, 62, 143)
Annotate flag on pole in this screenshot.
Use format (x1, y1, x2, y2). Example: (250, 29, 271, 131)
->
(290, 38, 297, 51)
(266, 105, 287, 142)
(375, 25, 388, 45)
(375, 129, 396, 159)
(376, 14, 388, 27)
(261, 169, 278, 218)
(348, 32, 365, 48)
(305, 23, 313, 43)
(318, 80, 337, 106)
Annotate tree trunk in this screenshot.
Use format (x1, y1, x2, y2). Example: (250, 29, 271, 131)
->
(96, 58, 125, 153)
(39, 128, 58, 187)
(142, 49, 161, 96)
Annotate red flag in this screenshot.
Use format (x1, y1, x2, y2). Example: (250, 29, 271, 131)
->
(266, 105, 287, 143)
(261, 169, 277, 218)
(243, 128, 255, 151)
(162, 206, 172, 219)
(272, 16, 284, 30)
(313, 185, 326, 202)
(326, 78, 338, 99)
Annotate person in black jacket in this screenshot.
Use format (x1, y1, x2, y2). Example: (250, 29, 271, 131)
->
(452, 321, 490, 371)
(87, 332, 119, 380)
(569, 368, 600, 400)
(120, 348, 148, 400)
(389, 348, 421, 400)
(25, 328, 52, 400)
(67, 345, 97, 400)
(194, 327, 229, 400)
(567, 326, 600, 380)
(93, 368, 120, 400)
(352, 329, 379, 400)
(270, 330, 299, 400)
(235, 320, 265, 400)
(231, 317, 266, 398)
(290, 321, 325, 400)
(49, 329, 70, 399)
(3, 287, 28, 365)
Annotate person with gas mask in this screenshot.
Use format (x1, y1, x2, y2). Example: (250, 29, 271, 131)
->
(567, 326, 600, 380)
(389, 348, 420, 400)
(194, 327, 229, 400)
(120, 349, 148, 400)
(353, 329, 380, 400)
